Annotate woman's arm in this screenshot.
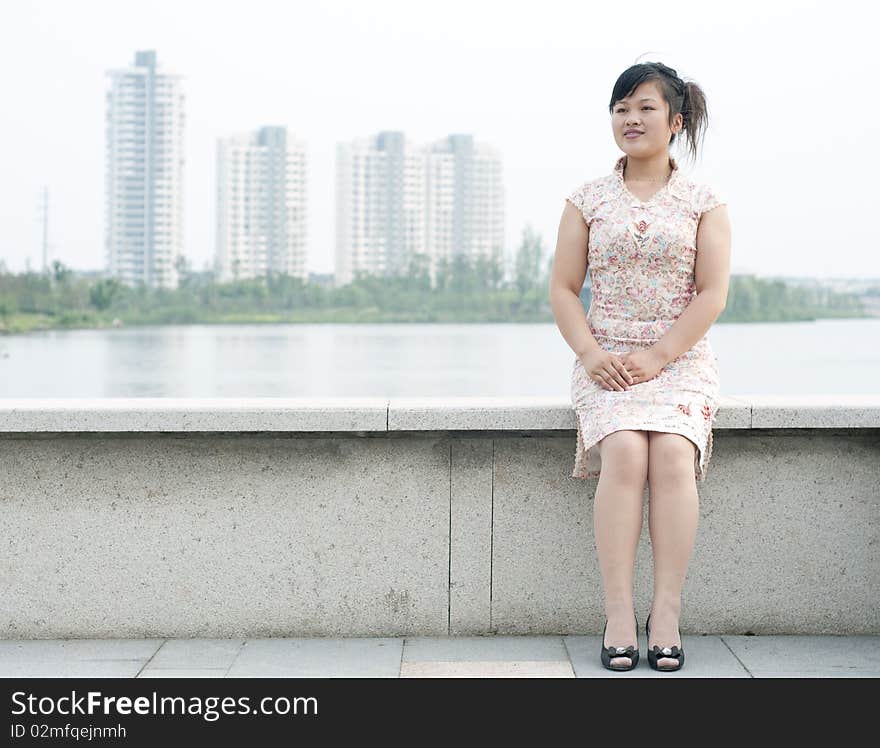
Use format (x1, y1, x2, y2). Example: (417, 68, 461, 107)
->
(550, 201, 603, 357)
(651, 205, 732, 365)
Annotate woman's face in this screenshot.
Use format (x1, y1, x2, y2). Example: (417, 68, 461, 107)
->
(611, 81, 681, 157)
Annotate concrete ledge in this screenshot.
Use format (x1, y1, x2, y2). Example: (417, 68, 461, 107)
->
(3, 393, 879, 432)
(0, 397, 877, 639)
(745, 394, 880, 428)
(0, 397, 390, 432)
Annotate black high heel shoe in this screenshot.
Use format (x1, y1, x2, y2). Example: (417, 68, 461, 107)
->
(645, 612, 685, 671)
(601, 614, 640, 671)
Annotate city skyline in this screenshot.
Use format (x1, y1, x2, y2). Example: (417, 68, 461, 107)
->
(100, 46, 507, 289)
(1, 0, 875, 280)
(335, 131, 504, 288)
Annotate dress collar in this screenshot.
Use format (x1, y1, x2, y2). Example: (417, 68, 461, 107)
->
(613, 154, 684, 202)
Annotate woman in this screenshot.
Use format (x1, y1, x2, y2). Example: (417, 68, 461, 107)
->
(549, 61, 731, 672)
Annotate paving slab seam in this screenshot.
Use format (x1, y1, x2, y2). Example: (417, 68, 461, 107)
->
(133, 640, 167, 678)
(561, 637, 577, 672)
(223, 640, 248, 678)
(720, 636, 754, 678)
(226, 640, 255, 678)
(398, 639, 407, 678)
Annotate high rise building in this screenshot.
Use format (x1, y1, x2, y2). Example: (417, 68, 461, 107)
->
(335, 131, 504, 288)
(426, 134, 505, 281)
(215, 127, 307, 282)
(104, 50, 185, 289)
(335, 131, 426, 287)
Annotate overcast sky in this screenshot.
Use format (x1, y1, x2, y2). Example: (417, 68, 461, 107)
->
(1, 0, 876, 280)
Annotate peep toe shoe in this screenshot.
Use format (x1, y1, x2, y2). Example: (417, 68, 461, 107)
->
(645, 612, 685, 672)
(600, 614, 640, 671)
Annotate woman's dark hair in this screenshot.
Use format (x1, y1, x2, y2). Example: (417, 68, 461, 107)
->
(609, 61, 709, 164)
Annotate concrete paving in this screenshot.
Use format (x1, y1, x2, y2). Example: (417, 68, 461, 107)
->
(2, 634, 879, 678)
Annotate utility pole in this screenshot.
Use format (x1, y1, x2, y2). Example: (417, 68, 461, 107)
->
(39, 185, 50, 272)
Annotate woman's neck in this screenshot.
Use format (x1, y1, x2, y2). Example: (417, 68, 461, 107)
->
(623, 153, 673, 182)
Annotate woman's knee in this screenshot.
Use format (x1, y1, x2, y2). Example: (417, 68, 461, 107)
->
(597, 430, 649, 481)
(647, 431, 697, 485)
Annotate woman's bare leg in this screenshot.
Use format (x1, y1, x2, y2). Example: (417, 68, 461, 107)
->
(646, 431, 700, 668)
(593, 429, 649, 667)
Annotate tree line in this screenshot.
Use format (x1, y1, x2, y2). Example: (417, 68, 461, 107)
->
(0, 228, 868, 334)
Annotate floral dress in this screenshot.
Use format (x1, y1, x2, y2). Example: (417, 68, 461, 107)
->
(567, 154, 726, 483)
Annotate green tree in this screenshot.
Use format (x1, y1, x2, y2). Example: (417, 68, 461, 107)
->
(51, 260, 73, 285)
(0, 295, 17, 325)
(89, 278, 121, 311)
(515, 225, 544, 313)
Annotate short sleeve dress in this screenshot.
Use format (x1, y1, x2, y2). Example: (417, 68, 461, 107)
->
(567, 154, 726, 483)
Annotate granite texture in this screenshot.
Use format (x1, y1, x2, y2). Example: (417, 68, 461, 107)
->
(0, 434, 451, 638)
(0, 397, 877, 638)
(3, 394, 878, 432)
(449, 439, 493, 634)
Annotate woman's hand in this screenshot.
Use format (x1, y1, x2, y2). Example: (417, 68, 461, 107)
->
(619, 348, 667, 385)
(579, 347, 634, 392)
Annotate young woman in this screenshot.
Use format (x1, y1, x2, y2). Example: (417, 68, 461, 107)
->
(549, 62, 731, 671)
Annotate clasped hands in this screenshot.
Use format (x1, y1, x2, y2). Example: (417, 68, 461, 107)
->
(580, 346, 667, 392)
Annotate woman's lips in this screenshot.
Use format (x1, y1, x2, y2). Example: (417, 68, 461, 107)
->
(624, 131, 643, 139)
